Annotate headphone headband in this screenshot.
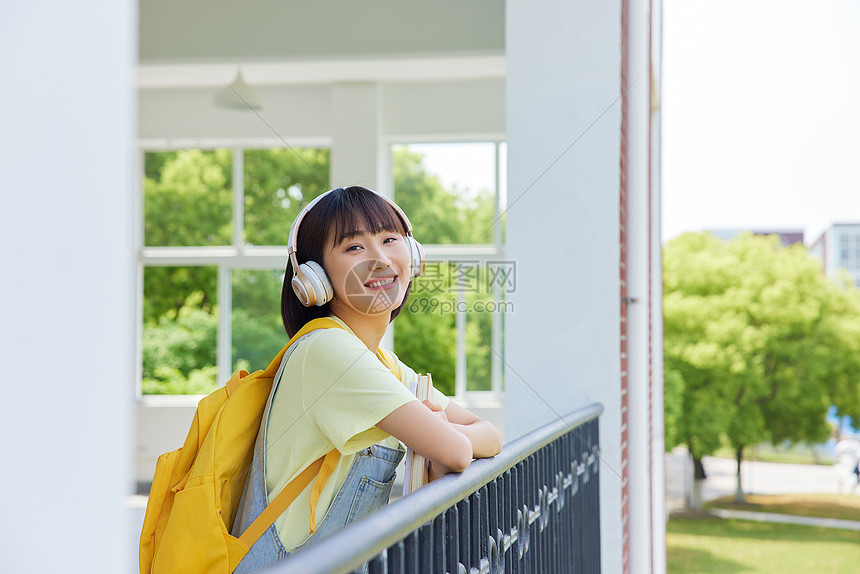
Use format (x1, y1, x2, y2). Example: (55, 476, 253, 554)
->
(287, 186, 424, 306)
(288, 187, 415, 263)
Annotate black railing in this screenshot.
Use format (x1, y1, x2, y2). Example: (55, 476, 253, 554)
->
(264, 403, 603, 574)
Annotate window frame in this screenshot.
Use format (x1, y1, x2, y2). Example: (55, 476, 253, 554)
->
(385, 137, 507, 399)
(136, 138, 330, 397)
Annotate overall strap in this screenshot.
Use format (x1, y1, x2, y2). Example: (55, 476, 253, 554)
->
(237, 450, 340, 548)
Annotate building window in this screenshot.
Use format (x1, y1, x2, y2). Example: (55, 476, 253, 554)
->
(390, 142, 507, 398)
(140, 146, 331, 395)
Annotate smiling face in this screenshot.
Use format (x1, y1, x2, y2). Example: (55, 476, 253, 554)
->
(324, 227, 412, 317)
(281, 186, 417, 338)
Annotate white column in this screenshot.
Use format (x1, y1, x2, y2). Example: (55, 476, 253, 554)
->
(626, 0, 660, 572)
(330, 83, 382, 191)
(505, 1, 623, 572)
(0, 2, 137, 574)
(650, 2, 668, 573)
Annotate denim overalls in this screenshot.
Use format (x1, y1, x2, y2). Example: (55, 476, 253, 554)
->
(232, 333, 405, 574)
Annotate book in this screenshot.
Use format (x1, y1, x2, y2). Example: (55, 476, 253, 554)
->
(402, 373, 434, 496)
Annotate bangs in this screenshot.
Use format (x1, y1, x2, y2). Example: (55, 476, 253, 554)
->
(326, 187, 407, 246)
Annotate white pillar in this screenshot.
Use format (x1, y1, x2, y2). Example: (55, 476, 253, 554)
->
(330, 83, 382, 191)
(0, 2, 137, 573)
(626, 0, 659, 571)
(650, 3, 668, 573)
(505, 1, 623, 572)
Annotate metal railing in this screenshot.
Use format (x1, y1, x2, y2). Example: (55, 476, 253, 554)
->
(265, 403, 603, 574)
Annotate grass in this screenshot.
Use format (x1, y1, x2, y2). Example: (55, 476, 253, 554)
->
(667, 515, 860, 574)
(707, 494, 860, 522)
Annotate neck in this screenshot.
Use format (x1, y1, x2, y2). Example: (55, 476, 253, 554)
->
(329, 303, 390, 353)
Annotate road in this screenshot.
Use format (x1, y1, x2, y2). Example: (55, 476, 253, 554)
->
(665, 448, 848, 512)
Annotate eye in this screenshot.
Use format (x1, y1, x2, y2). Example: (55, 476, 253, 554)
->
(345, 244, 363, 252)
(384, 235, 399, 244)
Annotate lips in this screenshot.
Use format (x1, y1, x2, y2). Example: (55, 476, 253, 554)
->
(365, 276, 396, 288)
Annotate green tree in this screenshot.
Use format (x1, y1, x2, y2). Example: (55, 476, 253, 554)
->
(664, 232, 860, 504)
(243, 148, 331, 246)
(141, 292, 218, 395)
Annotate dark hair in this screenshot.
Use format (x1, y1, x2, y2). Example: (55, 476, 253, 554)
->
(281, 186, 413, 337)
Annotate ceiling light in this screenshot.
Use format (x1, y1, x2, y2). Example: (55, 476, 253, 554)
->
(213, 69, 263, 111)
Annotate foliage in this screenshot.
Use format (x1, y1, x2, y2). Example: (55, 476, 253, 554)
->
(242, 148, 331, 246)
(231, 269, 287, 372)
(141, 365, 220, 396)
(144, 149, 233, 247)
(395, 301, 458, 397)
(663, 232, 860, 491)
(141, 292, 218, 394)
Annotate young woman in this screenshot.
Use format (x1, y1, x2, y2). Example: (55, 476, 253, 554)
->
(232, 186, 502, 572)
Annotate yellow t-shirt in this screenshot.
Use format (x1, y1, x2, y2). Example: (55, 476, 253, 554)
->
(265, 316, 449, 550)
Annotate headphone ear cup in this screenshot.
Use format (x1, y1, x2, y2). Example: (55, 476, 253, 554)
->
(292, 260, 334, 306)
(405, 236, 425, 278)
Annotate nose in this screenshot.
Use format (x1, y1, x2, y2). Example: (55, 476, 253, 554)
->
(370, 253, 391, 270)
(365, 241, 391, 269)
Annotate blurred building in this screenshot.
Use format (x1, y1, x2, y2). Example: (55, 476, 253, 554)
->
(809, 223, 860, 287)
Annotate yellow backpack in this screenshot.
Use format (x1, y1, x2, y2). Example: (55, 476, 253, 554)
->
(139, 318, 344, 574)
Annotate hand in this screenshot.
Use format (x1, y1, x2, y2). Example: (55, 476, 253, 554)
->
(422, 399, 449, 424)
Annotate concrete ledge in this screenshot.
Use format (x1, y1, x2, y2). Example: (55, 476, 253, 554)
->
(709, 508, 860, 531)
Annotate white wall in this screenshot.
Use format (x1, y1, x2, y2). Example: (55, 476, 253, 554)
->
(0, 1, 137, 573)
(505, 1, 623, 572)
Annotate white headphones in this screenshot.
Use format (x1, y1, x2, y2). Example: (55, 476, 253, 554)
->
(287, 187, 425, 307)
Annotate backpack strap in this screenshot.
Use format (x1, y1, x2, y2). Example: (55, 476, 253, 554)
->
(237, 449, 339, 548)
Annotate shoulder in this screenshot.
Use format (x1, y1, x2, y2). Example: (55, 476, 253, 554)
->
(295, 325, 366, 360)
(378, 347, 417, 383)
(291, 327, 397, 386)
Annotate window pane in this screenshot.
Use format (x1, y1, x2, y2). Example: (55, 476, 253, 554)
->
(142, 266, 218, 395)
(144, 150, 233, 246)
(393, 143, 497, 245)
(243, 147, 331, 246)
(232, 269, 287, 371)
(395, 262, 457, 396)
(465, 265, 498, 392)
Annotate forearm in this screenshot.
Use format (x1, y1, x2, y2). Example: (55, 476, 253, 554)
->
(451, 420, 502, 459)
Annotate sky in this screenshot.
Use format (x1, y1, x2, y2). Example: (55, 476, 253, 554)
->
(662, 0, 860, 244)
(411, 1, 860, 246)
